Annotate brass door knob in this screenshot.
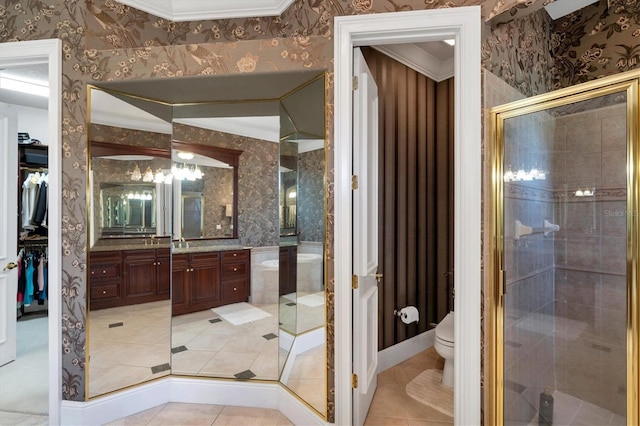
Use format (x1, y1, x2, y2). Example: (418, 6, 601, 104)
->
(3, 262, 18, 271)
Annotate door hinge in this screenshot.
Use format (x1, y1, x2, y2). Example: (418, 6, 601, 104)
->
(352, 373, 359, 389)
(352, 75, 358, 90)
(352, 274, 358, 290)
(352, 175, 358, 190)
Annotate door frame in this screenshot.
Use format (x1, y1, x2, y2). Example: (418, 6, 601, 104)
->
(0, 39, 62, 424)
(334, 7, 482, 425)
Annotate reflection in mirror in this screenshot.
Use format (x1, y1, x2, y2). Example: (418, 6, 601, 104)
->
(87, 87, 172, 398)
(86, 71, 328, 418)
(171, 141, 240, 241)
(277, 75, 327, 415)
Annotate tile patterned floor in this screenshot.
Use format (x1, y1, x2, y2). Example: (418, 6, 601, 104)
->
(105, 403, 293, 425)
(364, 348, 454, 426)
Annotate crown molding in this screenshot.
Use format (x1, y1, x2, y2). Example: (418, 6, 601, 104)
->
(373, 44, 454, 82)
(116, 0, 296, 22)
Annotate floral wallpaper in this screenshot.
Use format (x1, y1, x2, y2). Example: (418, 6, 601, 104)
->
(173, 123, 280, 248)
(483, 8, 555, 96)
(551, 0, 640, 88)
(485, 0, 557, 24)
(4, 0, 632, 420)
(298, 148, 325, 243)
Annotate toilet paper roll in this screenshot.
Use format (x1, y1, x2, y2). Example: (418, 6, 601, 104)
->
(398, 306, 419, 324)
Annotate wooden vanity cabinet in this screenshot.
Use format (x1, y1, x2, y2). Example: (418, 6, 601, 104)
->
(221, 250, 250, 304)
(123, 248, 171, 304)
(89, 250, 123, 310)
(172, 249, 250, 316)
(279, 245, 297, 296)
(89, 248, 170, 310)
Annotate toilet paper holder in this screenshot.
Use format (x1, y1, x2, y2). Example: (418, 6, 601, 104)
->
(393, 306, 419, 324)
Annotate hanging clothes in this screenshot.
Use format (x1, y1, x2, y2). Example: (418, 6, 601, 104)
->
(18, 249, 48, 308)
(21, 172, 40, 230)
(32, 173, 48, 227)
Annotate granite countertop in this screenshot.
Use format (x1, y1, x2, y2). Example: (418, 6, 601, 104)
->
(172, 245, 249, 254)
(91, 243, 249, 253)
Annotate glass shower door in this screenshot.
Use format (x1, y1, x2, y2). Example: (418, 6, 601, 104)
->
(491, 73, 640, 426)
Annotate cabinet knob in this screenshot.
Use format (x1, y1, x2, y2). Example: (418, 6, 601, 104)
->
(102, 290, 106, 295)
(102, 270, 106, 274)
(91, 271, 94, 275)
(233, 268, 238, 272)
(233, 253, 237, 257)
(157, 261, 161, 265)
(233, 287, 237, 291)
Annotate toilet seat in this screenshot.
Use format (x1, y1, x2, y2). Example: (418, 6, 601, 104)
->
(435, 312, 454, 345)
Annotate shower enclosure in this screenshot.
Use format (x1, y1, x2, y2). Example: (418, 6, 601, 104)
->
(490, 70, 639, 425)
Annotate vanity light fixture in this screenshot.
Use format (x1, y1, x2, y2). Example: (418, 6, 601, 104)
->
(177, 151, 195, 160)
(129, 164, 142, 181)
(503, 164, 546, 182)
(171, 163, 204, 181)
(126, 191, 153, 201)
(575, 187, 595, 197)
(142, 166, 154, 182)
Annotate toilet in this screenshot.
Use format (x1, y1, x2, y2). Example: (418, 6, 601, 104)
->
(434, 311, 454, 387)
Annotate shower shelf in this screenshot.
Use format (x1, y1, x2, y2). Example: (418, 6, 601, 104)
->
(514, 219, 560, 240)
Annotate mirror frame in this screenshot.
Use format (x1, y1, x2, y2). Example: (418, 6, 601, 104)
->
(172, 140, 241, 241)
(90, 140, 172, 240)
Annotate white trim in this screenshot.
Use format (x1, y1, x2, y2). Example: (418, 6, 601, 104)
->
(116, 0, 296, 22)
(377, 329, 435, 374)
(334, 8, 482, 425)
(60, 377, 327, 425)
(373, 44, 454, 82)
(0, 38, 62, 425)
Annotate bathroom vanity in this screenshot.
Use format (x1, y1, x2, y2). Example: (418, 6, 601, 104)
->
(171, 247, 251, 316)
(89, 246, 250, 315)
(89, 246, 171, 310)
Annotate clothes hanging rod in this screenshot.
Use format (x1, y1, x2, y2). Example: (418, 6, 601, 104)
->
(21, 166, 49, 172)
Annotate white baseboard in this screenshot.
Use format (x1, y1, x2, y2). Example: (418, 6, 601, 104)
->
(377, 329, 435, 373)
(170, 377, 278, 408)
(60, 377, 328, 425)
(61, 379, 170, 426)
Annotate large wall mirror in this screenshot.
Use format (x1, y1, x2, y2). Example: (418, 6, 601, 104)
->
(86, 71, 328, 417)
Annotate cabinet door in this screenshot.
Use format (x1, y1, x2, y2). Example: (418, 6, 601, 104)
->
(89, 251, 123, 309)
(279, 246, 296, 296)
(171, 254, 189, 316)
(123, 251, 157, 300)
(190, 253, 221, 308)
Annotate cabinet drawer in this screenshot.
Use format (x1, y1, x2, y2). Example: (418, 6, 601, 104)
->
(90, 264, 120, 279)
(222, 262, 247, 280)
(222, 279, 248, 300)
(90, 283, 119, 300)
(222, 250, 248, 261)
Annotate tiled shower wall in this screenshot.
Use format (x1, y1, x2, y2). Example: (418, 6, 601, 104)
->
(552, 103, 627, 416)
(503, 108, 557, 424)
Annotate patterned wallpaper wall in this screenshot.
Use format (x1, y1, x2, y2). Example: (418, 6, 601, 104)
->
(173, 123, 280, 248)
(4, 0, 638, 418)
(298, 148, 325, 243)
(551, 0, 640, 88)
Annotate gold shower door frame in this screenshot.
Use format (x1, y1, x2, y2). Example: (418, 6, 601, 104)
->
(489, 69, 640, 426)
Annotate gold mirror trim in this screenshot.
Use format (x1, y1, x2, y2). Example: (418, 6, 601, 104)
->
(489, 69, 640, 425)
